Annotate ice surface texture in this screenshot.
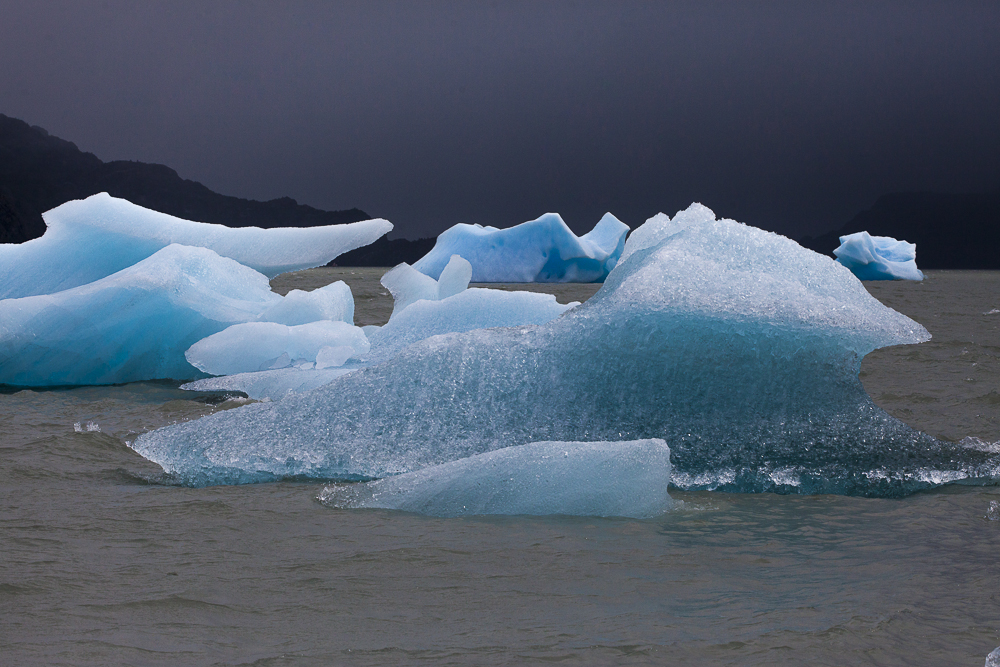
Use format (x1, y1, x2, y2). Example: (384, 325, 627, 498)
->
(412, 212, 628, 283)
(0, 193, 392, 299)
(834, 231, 923, 281)
(133, 204, 1000, 494)
(319, 439, 673, 518)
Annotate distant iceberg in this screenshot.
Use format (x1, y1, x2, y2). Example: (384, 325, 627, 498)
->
(130, 204, 1000, 496)
(834, 231, 923, 281)
(319, 439, 673, 518)
(412, 212, 628, 283)
(0, 193, 392, 299)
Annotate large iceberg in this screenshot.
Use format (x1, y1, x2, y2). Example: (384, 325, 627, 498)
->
(0, 244, 361, 387)
(412, 212, 628, 283)
(0, 193, 392, 299)
(318, 439, 673, 518)
(833, 231, 923, 281)
(132, 204, 1000, 495)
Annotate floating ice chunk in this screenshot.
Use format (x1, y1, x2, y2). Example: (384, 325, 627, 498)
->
(0, 193, 392, 299)
(366, 287, 576, 363)
(412, 212, 629, 283)
(988, 501, 1000, 522)
(987, 646, 1000, 667)
(181, 367, 358, 401)
(130, 203, 995, 496)
(381, 255, 472, 318)
(0, 244, 283, 386)
(834, 231, 924, 281)
(185, 320, 370, 376)
(318, 439, 673, 518)
(257, 281, 354, 326)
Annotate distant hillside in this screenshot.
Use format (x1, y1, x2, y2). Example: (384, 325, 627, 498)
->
(332, 235, 437, 267)
(0, 114, 371, 244)
(801, 190, 1000, 269)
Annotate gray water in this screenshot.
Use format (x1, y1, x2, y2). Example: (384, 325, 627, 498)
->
(2, 270, 999, 666)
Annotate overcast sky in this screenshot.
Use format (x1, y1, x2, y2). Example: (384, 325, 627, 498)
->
(2, 0, 998, 238)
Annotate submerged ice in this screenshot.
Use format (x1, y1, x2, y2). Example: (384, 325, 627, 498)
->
(132, 204, 1000, 495)
(412, 212, 628, 283)
(0, 193, 392, 299)
(319, 439, 673, 518)
(834, 231, 923, 281)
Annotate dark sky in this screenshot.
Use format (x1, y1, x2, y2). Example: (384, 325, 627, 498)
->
(2, 1, 998, 239)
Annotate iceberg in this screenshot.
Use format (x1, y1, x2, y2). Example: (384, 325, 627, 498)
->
(0, 193, 392, 299)
(257, 281, 355, 326)
(834, 231, 923, 281)
(185, 320, 370, 376)
(381, 255, 473, 319)
(132, 204, 1000, 495)
(412, 212, 628, 283)
(318, 439, 673, 518)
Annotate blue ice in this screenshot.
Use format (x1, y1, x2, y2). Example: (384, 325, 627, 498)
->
(0, 193, 392, 299)
(318, 439, 673, 518)
(412, 212, 628, 283)
(834, 231, 923, 281)
(0, 244, 364, 387)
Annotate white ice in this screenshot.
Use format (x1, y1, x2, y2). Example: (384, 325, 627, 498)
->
(185, 320, 370, 376)
(319, 439, 673, 518)
(412, 212, 628, 283)
(833, 231, 923, 281)
(0, 192, 392, 299)
(381, 255, 473, 319)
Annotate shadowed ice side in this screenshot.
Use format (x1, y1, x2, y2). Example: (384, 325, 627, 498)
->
(132, 204, 1000, 496)
(318, 439, 673, 518)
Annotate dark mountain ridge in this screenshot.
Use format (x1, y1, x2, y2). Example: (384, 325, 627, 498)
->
(0, 114, 371, 244)
(800, 189, 1000, 269)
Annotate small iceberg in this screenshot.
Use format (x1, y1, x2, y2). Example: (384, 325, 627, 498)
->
(0, 192, 392, 299)
(381, 255, 473, 319)
(318, 439, 673, 518)
(412, 212, 629, 283)
(185, 320, 370, 376)
(834, 231, 923, 281)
